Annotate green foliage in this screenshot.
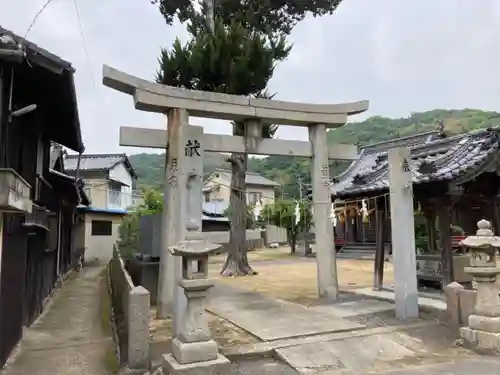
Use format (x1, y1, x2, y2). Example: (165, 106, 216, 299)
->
(157, 18, 290, 95)
(156, 13, 291, 198)
(327, 109, 500, 146)
(137, 187, 164, 213)
(259, 200, 312, 250)
(450, 224, 465, 236)
(223, 204, 257, 229)
(116, 188, 164, 258)
(152, 0, 344, 35)
(117, 213, 141, 259)
(129, 152, 230, 190)
(414, 213, 465, 253)
(130, 109, 500, 198)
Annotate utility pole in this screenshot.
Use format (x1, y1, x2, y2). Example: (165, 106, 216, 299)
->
(297, 176, 312, 255)
(298, 177, 303, 201)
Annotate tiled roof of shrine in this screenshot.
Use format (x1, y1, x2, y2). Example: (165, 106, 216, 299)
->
(330, 127, 500, 199)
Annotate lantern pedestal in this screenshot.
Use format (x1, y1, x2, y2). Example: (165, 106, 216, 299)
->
(459, 220, 500, 351)
(163, 231, 230, 374)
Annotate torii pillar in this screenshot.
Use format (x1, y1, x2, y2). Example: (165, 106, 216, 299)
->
(102, 65, 370, 316)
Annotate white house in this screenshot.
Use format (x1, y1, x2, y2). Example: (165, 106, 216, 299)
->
(203, 169, 279, 207)
(64, 153, 140, 265)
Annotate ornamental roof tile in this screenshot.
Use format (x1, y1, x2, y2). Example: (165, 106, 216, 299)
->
(330, 127, 500, 199)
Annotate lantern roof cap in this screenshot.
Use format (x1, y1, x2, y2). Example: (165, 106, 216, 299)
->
(461, 220, 500, 248)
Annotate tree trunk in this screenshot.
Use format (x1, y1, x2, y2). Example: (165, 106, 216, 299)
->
(220, 152, 257, 276)
(289, 232, 297, 254)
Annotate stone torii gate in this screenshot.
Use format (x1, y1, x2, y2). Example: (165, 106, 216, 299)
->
(102, 65, 369, 319)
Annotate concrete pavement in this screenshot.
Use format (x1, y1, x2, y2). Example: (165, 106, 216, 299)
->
(208, 284, 363, 341)
(1, 266, 115, 375)
(207, 282, 498, 375)
(354, 357, 500, 375)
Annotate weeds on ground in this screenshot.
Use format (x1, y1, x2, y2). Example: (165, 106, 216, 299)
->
(99, 269, 120, 374)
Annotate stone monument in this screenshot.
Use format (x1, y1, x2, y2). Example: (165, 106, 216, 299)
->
(163, 220, 229, 374)
(460, 219, 500, 350)
(388, 147, 419, 320)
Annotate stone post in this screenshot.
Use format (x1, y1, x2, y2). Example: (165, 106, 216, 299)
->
(444, 281, 465, 329)
(308, 124, 338, 301)
(460, 220, 500, 350)
(163, 229, 230, 374)
(388, 147, 419, 320)
(128, 286, 150, 369)
(173, 125, 204, 337)
(158, 108, 189, 318)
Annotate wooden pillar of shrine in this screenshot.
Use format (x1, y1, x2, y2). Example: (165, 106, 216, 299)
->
(436, 197, 454, 286)
(373, 196, 386, 290)
(486, 194, 500, 236)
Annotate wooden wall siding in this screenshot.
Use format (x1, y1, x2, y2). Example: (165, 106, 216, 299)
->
(0, 215, 28, 367)
(59, 208, 73, 276)
(0, 68, 79, 368)
(23, 233, 57, 326)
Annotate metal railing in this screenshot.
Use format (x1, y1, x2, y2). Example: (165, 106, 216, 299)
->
(108, 190, 122, 208)
(83, 187, 143, 211)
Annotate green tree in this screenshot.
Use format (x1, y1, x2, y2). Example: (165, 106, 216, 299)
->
(154, 0, 344, 276)
(224, 203, 257, 229)
(260, 200, 312, 253)
(137, 187, 164, 213)
(117, 187, 163, 258)
(152, 0, 343, 35)
(156, 8, 288, 277)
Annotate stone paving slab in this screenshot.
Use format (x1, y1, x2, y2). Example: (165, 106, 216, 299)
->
(276, 333, 417, 375)
(274, 323, 478, 375)
(309, 300, 394, 318)
(350, 288, 446, 312)
(225, 358, 299, 375)
(221, 321, 439, 358)
(208, 287, 363, 341)
(169, 356, 500, 375)
(358, 357, 500, 375)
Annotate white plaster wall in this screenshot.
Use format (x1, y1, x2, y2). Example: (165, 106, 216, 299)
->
(187, 229, 262, 242)
(204, 173, 276, 206)
(204, 174, 230, 202)
(85, 178, 109, 208)
(265, 224, 288, 244)
(109, 162, 133, 208)
(84, 213, 123, 265)
(247, 186, 275, 206)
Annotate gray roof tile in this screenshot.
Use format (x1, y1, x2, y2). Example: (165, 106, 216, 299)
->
(65, 154, 126, 172)
(330, 128, 500, 198)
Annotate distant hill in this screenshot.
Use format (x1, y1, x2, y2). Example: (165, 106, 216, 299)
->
(129, 152, 230, 190)
(129, 109, 500, 197)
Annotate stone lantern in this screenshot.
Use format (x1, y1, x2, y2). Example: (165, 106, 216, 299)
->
(162, 221, 230, 374)
(460, 219, 500, 350)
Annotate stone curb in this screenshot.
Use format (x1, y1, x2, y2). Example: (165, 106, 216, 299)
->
(348, 288, 447, 315)
(106, 265, 123, 370)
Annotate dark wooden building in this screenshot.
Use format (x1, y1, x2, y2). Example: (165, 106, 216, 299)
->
(0, 26, 89, 367)
(329, 127, 500, 289)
